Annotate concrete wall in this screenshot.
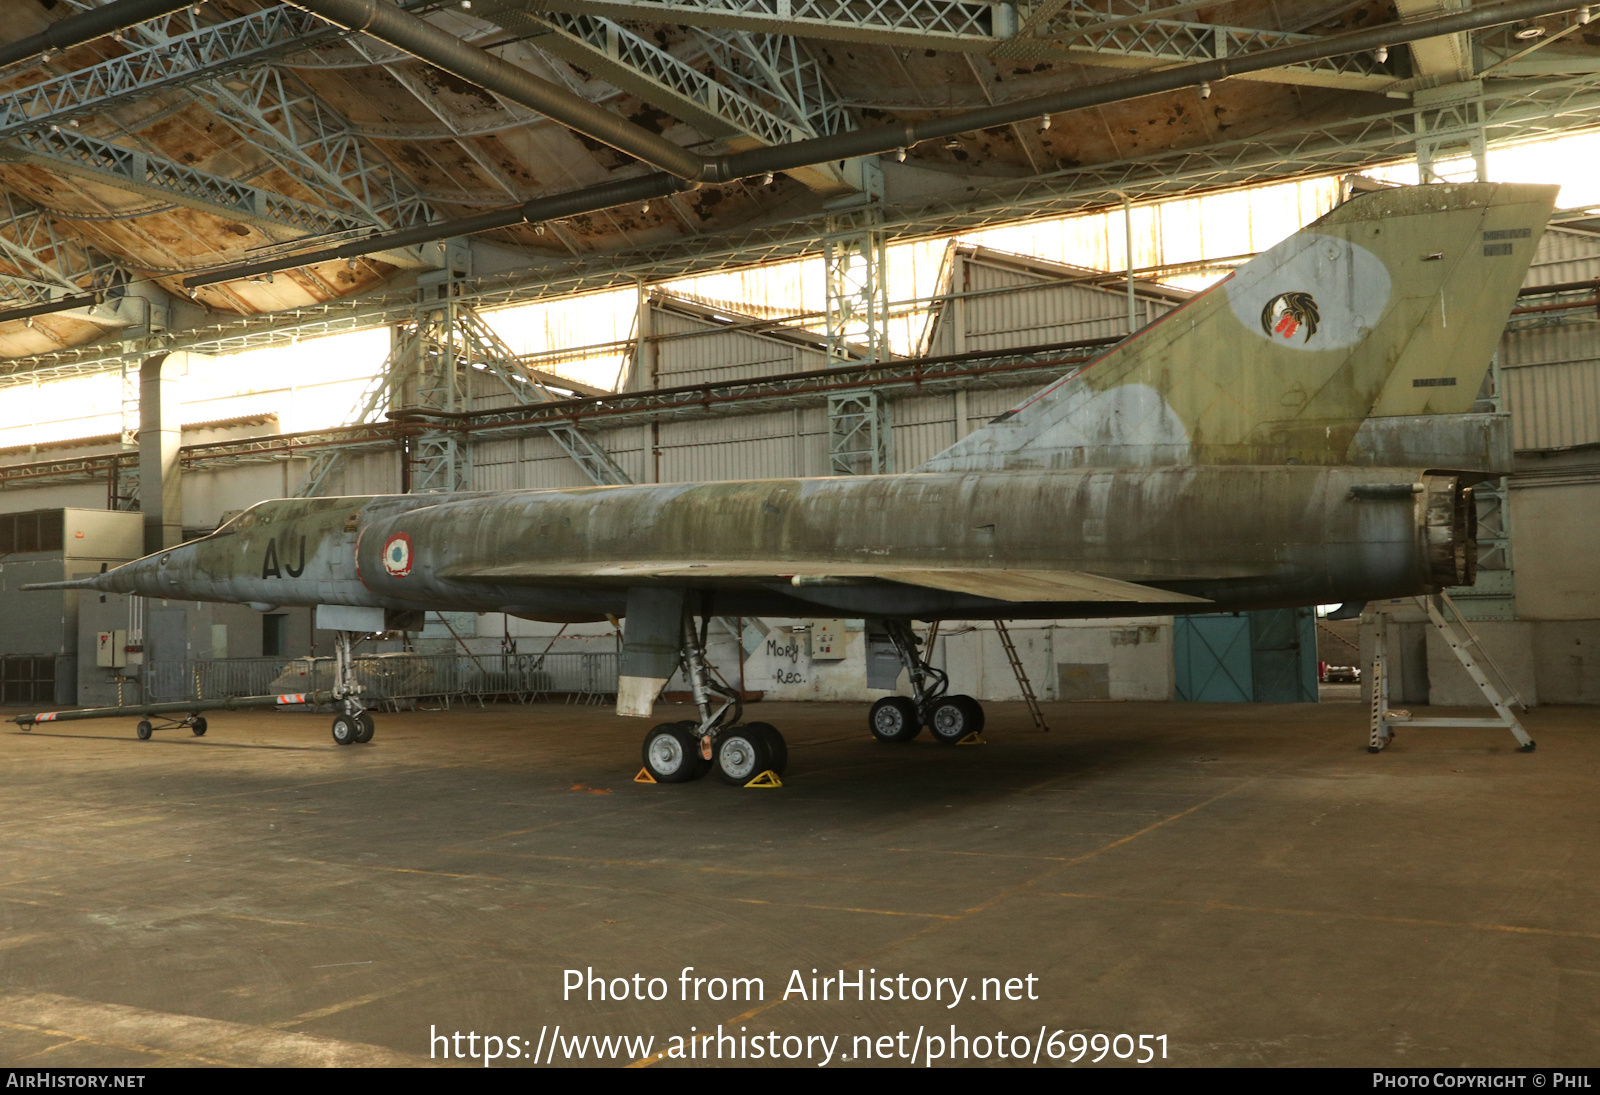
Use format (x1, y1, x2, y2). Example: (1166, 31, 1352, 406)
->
(0, 509, 142, 661)
(76, 593, 323, 708)
(607, 615, 1176, 705)
(1509, 481, 1600, 621)
(1425, 619, 1540, 708)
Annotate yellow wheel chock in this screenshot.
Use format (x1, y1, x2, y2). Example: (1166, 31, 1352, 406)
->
(956, 732, 987, 745)
(633, 767, 658, 784)
(744, 770, 783, 788)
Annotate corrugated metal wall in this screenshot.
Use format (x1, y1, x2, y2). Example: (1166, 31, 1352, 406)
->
(1502, 226, 1600, 453)
(649, 302, 831, 388)
(924, 247, 1183, 357)
(453, 254, 1180, 487)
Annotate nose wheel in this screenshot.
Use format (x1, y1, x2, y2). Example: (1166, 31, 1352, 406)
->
(329, 629, 376, 745)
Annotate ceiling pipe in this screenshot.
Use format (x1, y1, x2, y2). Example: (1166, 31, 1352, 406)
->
(0, 293, 102, 327)
(183, 173, 689, 289)
(284, 0, 708, 180)
(181, 0, 1584, 291)
(0, 0, 196, 71)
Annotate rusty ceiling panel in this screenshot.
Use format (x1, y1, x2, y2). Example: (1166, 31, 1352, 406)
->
(0, 0, 1595, 360)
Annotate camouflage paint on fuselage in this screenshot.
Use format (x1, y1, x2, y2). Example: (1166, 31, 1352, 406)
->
(48, 183, 1550, 637)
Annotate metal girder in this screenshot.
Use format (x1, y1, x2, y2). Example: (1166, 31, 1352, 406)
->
(0, 187, 127, 308)
(0, 127, 378, 241)
(1, 3, 432, 245)
(478, 1, 853, 190)
(9, 73, 1600, 385)
(824, 187, 891, 362)
(296, 279, 631, 496)
(693, 27, 852, 140)
(526, 0, 1391, 89)
(0, 4, 334, 141)
(339, 36, 537, 202)
(1394, 0, 1473, 82)
(188, 67, 431, 234)
(447, 302, 632, 485)
(827, 389, 891, 473)
(486, 0, 1015, 50)
(1027, 18, 1396, 91)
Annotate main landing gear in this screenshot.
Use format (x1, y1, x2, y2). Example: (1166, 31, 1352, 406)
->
(868, 620, 986, 745)
(329, 630, 376, 746)
(639, 616, 787, 786)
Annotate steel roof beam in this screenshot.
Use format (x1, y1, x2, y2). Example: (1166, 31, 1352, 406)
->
(1024, 18, 1396, 91)
(491, 2, 853, 190)
(191, 66, 432, 236)
(0, 5, 336, 142)
(500, 0, 1015, 49)
(516, 0, 1388, 89)
(0, 127, 381, 241)
(285, 0, 709, 179)
(0, 188, 130, 310)
(3, 63, 1577, 379)
(0, 5, 435, 264)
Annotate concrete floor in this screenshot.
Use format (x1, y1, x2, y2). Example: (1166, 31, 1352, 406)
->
(0, 696, 1596, 1068)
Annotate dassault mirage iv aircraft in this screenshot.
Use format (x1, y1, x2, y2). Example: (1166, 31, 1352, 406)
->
(31, 182, 1556, 786)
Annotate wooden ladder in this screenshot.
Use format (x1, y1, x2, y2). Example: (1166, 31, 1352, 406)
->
(994, 620, 1049, 732)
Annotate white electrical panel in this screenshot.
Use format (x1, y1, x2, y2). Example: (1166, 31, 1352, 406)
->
(95, 629, 128, 669)
(807, 619, 847, 661)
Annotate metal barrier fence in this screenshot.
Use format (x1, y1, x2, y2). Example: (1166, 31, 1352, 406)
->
(141, 651, 619, 707)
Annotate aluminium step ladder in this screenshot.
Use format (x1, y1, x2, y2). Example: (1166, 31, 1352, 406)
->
(994, 620, 1050, 733)
(1369, 592, 1533, 753)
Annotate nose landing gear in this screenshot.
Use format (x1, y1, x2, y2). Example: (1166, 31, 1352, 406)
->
(329, 630, 376, 746)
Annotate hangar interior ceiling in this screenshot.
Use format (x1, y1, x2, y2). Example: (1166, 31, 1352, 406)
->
(1, 0, 1599, 378)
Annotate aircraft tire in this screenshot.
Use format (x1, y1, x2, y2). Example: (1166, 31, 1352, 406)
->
(353, 711, 375, 743)
(714, 726, 773, 786)
(191, 717, 207, 737)
(673, 721, 713, 780)
(331, 714, 358, 746)
(744, 722, 786, 775)
(643, 722, 703, 783)
(868, 697, 920, 743)
(927, 697, 981, 745)
(135, 720, 152, 741)
(947, 695, 984, 734)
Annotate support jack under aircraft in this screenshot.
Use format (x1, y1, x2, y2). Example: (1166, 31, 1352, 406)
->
(22, 182, 1557, 785)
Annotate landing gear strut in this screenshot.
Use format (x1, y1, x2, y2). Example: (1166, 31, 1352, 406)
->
(637, 615, 787, 785)
(869, 620, 985, 745)
(330, 630, 375, 746)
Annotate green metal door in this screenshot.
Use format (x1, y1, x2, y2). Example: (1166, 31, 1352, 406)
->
(1174, 613, 1253, 701)
(1248, 607, 1319, 703)
(1175, 609, 1319, 703)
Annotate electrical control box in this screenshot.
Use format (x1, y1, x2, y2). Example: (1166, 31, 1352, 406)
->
(806, 619, 847, 661)
(95, 629, 128, 669)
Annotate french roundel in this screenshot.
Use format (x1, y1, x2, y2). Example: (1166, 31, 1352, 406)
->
(382, 533, 413, 577)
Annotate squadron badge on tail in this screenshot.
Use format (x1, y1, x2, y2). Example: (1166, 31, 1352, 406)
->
(1261, 291, 1320, 344)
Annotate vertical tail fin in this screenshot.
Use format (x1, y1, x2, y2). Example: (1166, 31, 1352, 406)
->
(917, 182, 1558, 474)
